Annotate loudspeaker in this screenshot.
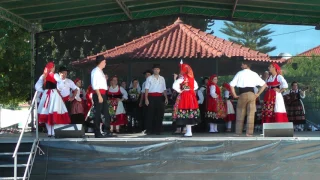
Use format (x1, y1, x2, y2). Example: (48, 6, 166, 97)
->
(54, 124, 85, 138)
(263, 122, 294, 137)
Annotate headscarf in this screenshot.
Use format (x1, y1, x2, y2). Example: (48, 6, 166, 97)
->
(129, 80, 141, 92)
(272, 62, 282, 75)
(223, 82, 231, 92)
(74, 78, 81, 85)
(207, 74, 220, 96)
(180, 60, 194, 78)
(43, 62, 55, 86)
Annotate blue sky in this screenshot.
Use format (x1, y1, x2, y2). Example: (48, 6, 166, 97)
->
(207, 20, 320, 56)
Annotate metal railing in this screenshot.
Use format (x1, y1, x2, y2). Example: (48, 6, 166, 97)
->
(12, 91, 40, 180)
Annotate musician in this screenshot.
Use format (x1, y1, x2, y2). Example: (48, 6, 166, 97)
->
(283, 81, 306, 131)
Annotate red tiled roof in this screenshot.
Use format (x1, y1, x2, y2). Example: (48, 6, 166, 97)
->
(73, 18, 285, 66)
(295, 45, 320, 57)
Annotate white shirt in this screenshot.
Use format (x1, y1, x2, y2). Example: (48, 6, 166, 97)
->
(172, 77, 198, 93)
(74, 87, 82, 101)
(91, 67, 108, 91)
(35, 75, 44, 93)
(283, 89, 306, 98)
(199, 86, 206, 94)
(230, 69, 266, 88)
(224, 90, 230, 99)
(267, 75, 288, 89)
(108, 85, 128, 100)
(197, 90, 204, 104)
(57, 78, 77, 98)
(145, 75, 166, 93)
(210, 85, 218, 98)
(141, 81, 146, 93)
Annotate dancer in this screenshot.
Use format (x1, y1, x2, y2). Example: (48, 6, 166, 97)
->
(172, 60, 200, 137)
(127, 79, 141, 132)
(283, 81, 307, 131)
(108, 76, 128, 133)
(57, 66, 78, 112)
(70, 78, 86, 124)
(37, 62, 70, 137)
(145, 64, 168, 135)
(229, 61, 267, 137)
(172, 74, 185, 134)
(223, 83, 235, 132)
(205, 75, 226, 133)
(195, 77, 208, 132)
(139, 70, 152, 132)
(261, 63, 289, 124)
(91, 55, 113, 138)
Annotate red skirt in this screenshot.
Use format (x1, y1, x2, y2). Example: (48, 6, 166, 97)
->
(177, 90, 199, 110)
(71, 100, 84, 115)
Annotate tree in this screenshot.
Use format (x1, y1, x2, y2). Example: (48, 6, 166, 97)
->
(220, 21, 276, 54)
(0, 20, 31, 106)
(283, 56, 320, 107)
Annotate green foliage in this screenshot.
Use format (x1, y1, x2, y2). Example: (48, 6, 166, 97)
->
(283, 56, 320, 108)
(0, 20, 31, 106)
(220, 21, 276, 53)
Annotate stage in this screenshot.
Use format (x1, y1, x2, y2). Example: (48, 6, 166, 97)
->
(1, 131, 320, 179)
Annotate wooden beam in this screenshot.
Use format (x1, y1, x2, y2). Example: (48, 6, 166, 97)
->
(115, 0, 132, 19)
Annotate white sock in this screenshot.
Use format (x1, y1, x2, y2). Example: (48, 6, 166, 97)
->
(209, 123, 215, 132)
(52, 125, 55, 136)
(227, 121, 232, 129)
(116, 125, 120, 131)
(110, 126, 114, 132)
(214, 123, 218, 132)
(184, 125, 192, 136)
(46, 123, 52, 136)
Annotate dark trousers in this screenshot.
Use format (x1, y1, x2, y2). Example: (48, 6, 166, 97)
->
(92, 94, 111, 135)
(146, 96, 165, 134)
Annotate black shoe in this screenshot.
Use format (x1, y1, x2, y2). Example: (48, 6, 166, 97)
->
(95, 134, 105, 138)
(104, 132, 117, 137)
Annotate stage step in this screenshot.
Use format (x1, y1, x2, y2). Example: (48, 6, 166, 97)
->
(0, 177, 24, 180)
(0, 142, 33, 179)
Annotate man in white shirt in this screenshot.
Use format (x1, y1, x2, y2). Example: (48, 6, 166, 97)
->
(229, 61, 267, 137)
(139, 70, 152, 132)
(57, 66, 78, 113)
(91, 55, 114, 138)
(145, 64, 168, 135)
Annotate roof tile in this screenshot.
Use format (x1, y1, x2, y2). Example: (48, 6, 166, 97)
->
(73, 18, 285, 65)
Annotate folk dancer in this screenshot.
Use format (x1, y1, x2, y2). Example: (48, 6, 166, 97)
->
(127, 79, 142, 132)
(145, 64, 168, 135)
(261, 63, 289, 124)
(172, 60, 200, 137)
(91, 55, 114, 138)
(172, 74, 185, 134)
(229, 61, 267, 137)
(108, 76, 128, 133)
(70, 78, 86, 124)
(222, 83, 236, 132)
(139, 70, 152, 132)
(205, 75, 226, 133)
(194, 77, 208, 132)
(283, 81, 307, 131)
(57, 66, 78, 112)
(37, 62, 70, 137)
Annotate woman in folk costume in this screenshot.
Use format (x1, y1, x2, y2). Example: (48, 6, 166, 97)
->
(172, 74, 186, 134)
(172, 60, 200, 137)
(222, 83, 235, 132)
(205, 75, 226, 133)
(262, 63, 289, 123)
(283, 81, 307, 131)
(37, 62, 70, 137)
(108, 76, 128, 133)
(70, 78, 86, 124)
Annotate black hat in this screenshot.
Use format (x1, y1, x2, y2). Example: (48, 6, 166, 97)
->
(95, 55, 105, 65)
(152, 64, 160, 69)
(143, 70, 153, 75)
(58, 66, 68, 72)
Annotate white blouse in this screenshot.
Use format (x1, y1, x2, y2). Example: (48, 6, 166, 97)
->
(210, 85, 218, 98)
(108, 85, 128, 100)
(283, 89, 306, 99)
(267, 75, 288, 89)
(172, 77, 199, 93)
(224, 90, 230, 99)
